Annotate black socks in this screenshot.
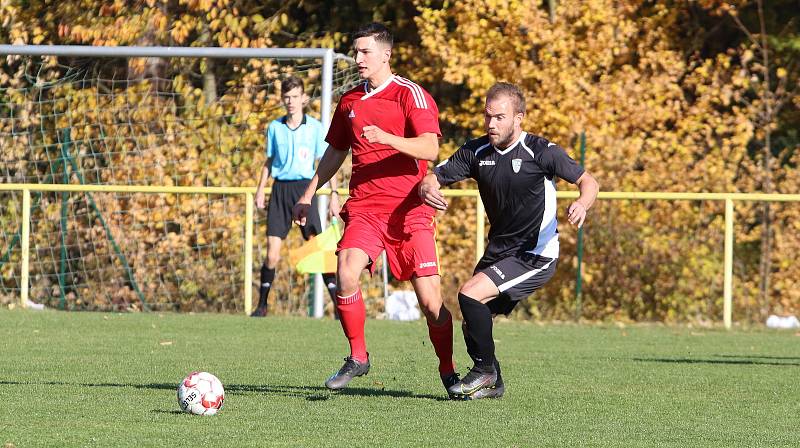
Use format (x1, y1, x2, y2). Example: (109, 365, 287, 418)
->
(258, 265, 275, 308)
(458, 292, 495, 370)
(322, 273, 337, 302)
(462, 314, 503, 384)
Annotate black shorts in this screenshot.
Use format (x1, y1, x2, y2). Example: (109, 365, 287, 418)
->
(267, 179, 322, 240)
(475, 253, 557, 315)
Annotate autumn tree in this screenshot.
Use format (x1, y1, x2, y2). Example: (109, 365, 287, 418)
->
(2, 0, 799, 320)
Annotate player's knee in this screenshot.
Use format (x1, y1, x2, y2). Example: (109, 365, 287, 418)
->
(459, 282, 479, 299)
(422, 302, 450, 325)
(335, 266, 360, 295)
(266, 252, 281, 268)
(419, 302, 439, 320)
(459, 274, 494, 300)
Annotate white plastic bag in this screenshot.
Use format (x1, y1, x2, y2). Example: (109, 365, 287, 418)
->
(385, 290, 421, 321)
(766, 314, 800, 329)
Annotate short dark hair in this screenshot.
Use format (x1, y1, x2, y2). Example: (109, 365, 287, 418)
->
(281, 76, 305, 94)
(486, 82, 526, 115)
(353, 23, 393, 48)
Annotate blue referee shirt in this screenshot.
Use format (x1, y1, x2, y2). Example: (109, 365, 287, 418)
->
(266, 114, 326, 181)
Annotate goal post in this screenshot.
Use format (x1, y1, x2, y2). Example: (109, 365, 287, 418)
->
(0, 44, 359, 316)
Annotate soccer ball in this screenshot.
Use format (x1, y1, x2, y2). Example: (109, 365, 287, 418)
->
(177, 371, 225, 416)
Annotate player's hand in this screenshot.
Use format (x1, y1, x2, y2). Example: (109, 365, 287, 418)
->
(328, 193, 342, 221)
(419, 181, 448, 211)
(255, 189, 266, 209)
(567, 201, 587, 228)
(361, 125, 389, 145)
(292, 201, 311, 226)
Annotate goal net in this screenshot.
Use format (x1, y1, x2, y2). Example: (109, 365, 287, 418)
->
(0, 48, 365, 313)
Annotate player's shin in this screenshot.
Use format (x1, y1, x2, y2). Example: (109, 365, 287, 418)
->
(322, 272, 338, 302)
(426, 306, 456, 376)
(336, 289, 368, 363)
(251, 265, 274, 317)
(457, 293, 495, 372)
(462, 319, 502, 384)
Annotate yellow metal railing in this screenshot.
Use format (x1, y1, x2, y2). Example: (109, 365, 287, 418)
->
(4, 183, 800, 328)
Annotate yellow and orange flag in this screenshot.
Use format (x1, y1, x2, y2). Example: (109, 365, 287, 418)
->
(288, 220, 342, 274)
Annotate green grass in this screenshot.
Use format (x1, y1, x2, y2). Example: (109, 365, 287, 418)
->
(1, 309, 799, 447)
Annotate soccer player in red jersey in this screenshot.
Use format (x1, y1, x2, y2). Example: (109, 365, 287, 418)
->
(292, 23, 458, 395)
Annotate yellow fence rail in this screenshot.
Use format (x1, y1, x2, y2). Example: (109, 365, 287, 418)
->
(4, 183, 800, 327)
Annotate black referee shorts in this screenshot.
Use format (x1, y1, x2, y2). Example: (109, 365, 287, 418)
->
(267, 179, 322, 240)
(475, 252, 557, 315)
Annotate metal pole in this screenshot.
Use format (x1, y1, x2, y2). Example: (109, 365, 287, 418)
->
(321, 49, 333, 128)
(0, 45, 333, 60)
(21, 189, 31, 308)
(244, 192, 254, 315)
(575, 132, 586, 321)
(476, 196, 485, 264)
(58, 128, 71, 309)
(59, 152, 69, 309)
(723, 198, 734, 329)
(311, 49, 335, 319)
(381, 252, 389, 303)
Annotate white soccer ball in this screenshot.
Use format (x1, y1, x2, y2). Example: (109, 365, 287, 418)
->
(177, 371, 225, 416)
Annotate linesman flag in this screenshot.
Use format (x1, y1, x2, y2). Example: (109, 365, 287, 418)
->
(289, 220, 342, 274)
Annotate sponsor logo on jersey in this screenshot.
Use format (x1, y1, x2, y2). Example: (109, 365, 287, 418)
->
(512, 158, 522, 173)
(490, 265, 505, 279)
(348, 110, 356, 119)
(419, 261, 437, 269)
(479, 160, 495, 167)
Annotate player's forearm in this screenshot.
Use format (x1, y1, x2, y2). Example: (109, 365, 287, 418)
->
(328, 172, 339, 193)
(575, 172, 599, 209)
(384, 133, 439, 161)
(301, 146, 346, 202)
(257, 164, 270, 190)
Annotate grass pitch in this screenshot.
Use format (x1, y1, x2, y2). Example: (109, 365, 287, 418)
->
(1, 309, 799, 447)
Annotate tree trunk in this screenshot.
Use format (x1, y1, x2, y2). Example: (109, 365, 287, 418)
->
(199, 21, 217, 105)
(130, 1, 168, 95)
(756, 0, 773, 317)
(548, 0, 557, 23)
(759, 131, 772, 317)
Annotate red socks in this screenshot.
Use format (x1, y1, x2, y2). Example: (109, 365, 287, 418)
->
(337, 290, 455, 376)
(427, 309, 456, 376)
(336, 289, 368, 363)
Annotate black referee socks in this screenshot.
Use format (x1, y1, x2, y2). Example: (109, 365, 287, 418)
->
(258, 265, 275, 308)
(322, 272, 337, 302)
(458, 293, 495, 371)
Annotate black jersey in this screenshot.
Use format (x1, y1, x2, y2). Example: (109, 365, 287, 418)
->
(434, 132, 584, 263)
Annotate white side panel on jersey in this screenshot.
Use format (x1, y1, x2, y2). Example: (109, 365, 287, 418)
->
(529, 177, 560, 259)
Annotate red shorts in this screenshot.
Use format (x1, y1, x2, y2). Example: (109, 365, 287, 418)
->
(337, 211, 440, 281)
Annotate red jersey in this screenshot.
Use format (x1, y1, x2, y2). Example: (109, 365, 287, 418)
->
(326, 75, 441, 215)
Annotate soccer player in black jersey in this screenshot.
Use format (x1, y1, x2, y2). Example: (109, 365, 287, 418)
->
(419, 82, 599, 399)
